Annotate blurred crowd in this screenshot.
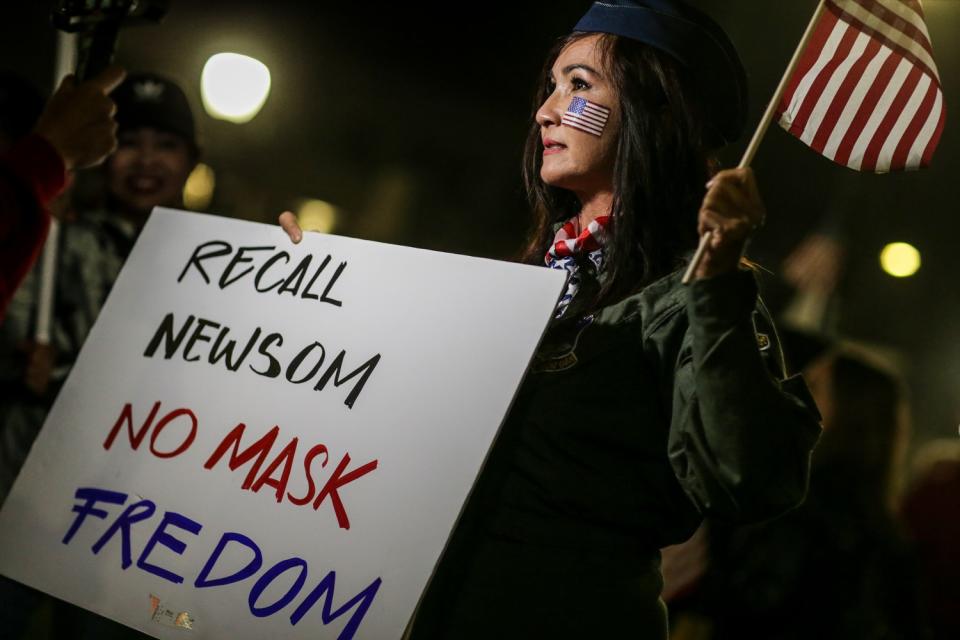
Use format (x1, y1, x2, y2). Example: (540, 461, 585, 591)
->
(659, 227, 960, 639)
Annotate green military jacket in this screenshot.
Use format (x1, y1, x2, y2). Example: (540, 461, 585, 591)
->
(484, 266, 822, 548)
(412, 266, 822, 638)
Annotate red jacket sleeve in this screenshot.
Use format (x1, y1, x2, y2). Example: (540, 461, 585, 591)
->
(0, 133, 67, 320)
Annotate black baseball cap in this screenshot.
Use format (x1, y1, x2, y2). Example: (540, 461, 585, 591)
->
(113, 72, 197, 151)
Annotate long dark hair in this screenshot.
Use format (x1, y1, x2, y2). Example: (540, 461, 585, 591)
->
(520, 33, 713, 309)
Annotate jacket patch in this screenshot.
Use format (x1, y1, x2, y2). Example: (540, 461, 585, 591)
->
(532, 315, 593, 373)
(532, 351, 578, 373)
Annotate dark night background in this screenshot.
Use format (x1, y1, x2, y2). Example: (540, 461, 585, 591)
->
(4, 0, 959, 447)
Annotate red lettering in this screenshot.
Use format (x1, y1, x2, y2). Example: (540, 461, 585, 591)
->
(287, 444, 329, 506)
(103, 401, 162, 451)
(202, 421, 376, 528)
(313, 454, 378, 530)
(204, 424, 279, 489)
(250, 437, 298, 501)
(149, 408, 198, 459)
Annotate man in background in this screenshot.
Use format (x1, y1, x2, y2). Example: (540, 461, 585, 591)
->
(0, 66, 124, 318)
(0, 71, 198, 504)
(0, 71, 198, 640)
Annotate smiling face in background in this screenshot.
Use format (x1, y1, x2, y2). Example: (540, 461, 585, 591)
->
(536, 34, 621, 197)
(106, 126, 195, 220)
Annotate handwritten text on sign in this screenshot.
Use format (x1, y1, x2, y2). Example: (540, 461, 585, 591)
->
(0, 209, 565, 639)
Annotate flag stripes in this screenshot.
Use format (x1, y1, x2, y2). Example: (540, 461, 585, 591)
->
(547, 215, 611, 259)
(561, 97, 611, 137)
(775, 0, 945, 172)
(844, 0, 937, 77)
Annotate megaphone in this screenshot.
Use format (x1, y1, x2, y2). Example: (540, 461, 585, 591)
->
(51, 0, 170, 81)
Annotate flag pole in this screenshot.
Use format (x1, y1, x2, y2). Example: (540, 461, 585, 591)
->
(682, 0, 828, 284)
(35, 30, 77, 343)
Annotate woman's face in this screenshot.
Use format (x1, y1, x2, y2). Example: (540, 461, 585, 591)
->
(106, 126, 195, 217)
(536, 34, 621, 195)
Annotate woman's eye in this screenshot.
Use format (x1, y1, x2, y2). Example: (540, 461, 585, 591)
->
(571, 77, 591, 90)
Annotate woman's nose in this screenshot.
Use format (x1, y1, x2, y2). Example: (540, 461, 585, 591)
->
(134, 143, 159, 167)
(536, 92, 562, 128)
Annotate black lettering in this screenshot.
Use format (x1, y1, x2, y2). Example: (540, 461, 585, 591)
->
(209, 326, 263, 371)
(286, 342, 326, 384)
(183, 319, 221, 362)
(254, 252, 291, 293)
(144, 313, 196, 359)
(177, 241, 232, 284)
(320, 262, 347, 307)
(300, 255, 331, 300)
(278, 255, 312, 296)
(314, 352, 380, 409)
(250, 333, 284, 378)
(219, 246, 275, 289)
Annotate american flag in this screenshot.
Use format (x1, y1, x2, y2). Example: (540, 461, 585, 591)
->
(562, 97, 611, 137)
(776, 0, 945, 172)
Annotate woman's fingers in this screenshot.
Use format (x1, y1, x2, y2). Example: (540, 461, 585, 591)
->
(698, 208, 753, 246)
(703, 168, 766, 230)
(693, 168, 768, 279)
(700, 188, 746, 231)
(278, 211, 303, 244)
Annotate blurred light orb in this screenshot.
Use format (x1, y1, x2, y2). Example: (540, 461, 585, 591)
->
(183, 163, 215, 211)
(880, 242, 921, 278)
(297, 199, 338, 234)
(201, 53, 271, 123)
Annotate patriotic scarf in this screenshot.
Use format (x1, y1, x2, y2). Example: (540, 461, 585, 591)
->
(545, 214, 611, 318)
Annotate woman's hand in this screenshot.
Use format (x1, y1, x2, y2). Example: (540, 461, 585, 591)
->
(278, 211, 303, 244)
(693, 167, 766, 280)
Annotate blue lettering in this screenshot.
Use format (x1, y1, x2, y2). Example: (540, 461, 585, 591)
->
(195, 532, 263, 588)
(136, 511, 203, 584)
(91, 499, 156, 569)
(62, 487, 127, 544)
(63, 485, 379, 637)
(290, 571, 382, 640)
(249, 558, 308, 618)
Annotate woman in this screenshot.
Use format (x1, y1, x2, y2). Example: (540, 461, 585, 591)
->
(281, 1, 821, 637)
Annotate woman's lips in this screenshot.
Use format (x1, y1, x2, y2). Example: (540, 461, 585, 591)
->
(543, 140, 567, 156)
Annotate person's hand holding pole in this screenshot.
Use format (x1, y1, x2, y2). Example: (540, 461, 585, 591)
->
(688, 167, 766, 280)
(26, 65, 125, 391)
(33, 65, 126, 171)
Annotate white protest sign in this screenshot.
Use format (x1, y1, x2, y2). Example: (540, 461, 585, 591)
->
(0, 208, 565, 639)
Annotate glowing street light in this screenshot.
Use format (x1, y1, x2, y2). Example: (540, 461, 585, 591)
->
(183, 163, 216, 211)
(296, 199, 338, 234)
(201, 53, 271, 123)
(880, 242, 921, 278)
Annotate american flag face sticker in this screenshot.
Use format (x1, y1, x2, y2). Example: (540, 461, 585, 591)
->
(561, 96, 611, 137)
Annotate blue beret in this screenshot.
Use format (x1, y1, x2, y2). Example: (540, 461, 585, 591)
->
(574, 0, 748, 146)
